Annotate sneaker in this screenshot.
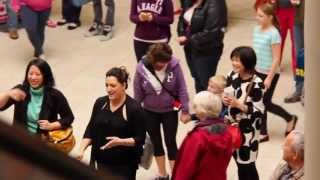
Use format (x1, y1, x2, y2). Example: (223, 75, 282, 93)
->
(84, 23, 101, 37)
(67, 22, 81, 30)
(8, 29, 19, 40)
(284, 92, 301, 103)
(99, 25, 113, 41)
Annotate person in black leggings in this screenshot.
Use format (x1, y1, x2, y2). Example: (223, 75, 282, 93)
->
(256, 72, 297, 142)
(133, 44, 190, 179)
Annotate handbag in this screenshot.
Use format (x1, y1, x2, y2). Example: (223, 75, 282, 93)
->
(41, 127, 76, 154)
(139, 134, 154, 170)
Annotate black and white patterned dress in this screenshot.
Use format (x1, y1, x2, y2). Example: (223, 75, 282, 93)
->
(225, 71, 265, 164)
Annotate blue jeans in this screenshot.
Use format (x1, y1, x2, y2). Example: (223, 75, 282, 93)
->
(20, 6, 51, 57)
(293, 23, 304, 95)
(184, 44, 223, 92)
(6, 0, 18, 30)
(93, 0, 114, 26)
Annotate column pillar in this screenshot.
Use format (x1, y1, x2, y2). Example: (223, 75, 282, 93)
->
(305, 0, 320, 179)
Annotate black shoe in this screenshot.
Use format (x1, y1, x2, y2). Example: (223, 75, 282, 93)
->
(67, 23, 81, 30)
(57, 19, 67, 26)
(285, 115, 298, 136)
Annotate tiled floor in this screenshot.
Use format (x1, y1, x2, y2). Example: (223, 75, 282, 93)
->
(0, 0, 304, 179)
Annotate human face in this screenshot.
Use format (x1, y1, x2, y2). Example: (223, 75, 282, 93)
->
(105, 76, 126, 101)
(231, 56, 245, 74)
(207, 81, 224, 95)
(282, 134, 297, 163)
(256, 8, 272, 28)
(153, 61, 168, 71)
(27, 65, 44, 88)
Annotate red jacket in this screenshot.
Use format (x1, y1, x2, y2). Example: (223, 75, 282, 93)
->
(172, 119, 241, 180)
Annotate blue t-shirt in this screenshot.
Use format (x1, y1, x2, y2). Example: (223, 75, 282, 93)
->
(253, 25, 281, 74)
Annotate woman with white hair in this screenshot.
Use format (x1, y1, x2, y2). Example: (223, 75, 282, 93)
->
(172, 91, 241, 180)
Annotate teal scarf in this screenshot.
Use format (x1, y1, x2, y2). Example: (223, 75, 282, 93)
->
(27, 87, 44, 134)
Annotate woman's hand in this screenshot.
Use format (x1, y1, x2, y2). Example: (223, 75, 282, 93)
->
(146, 12, 153, 22)
(38, 120, 54, 130)
(177, 36, 187, 45)
(100, 136, 123, 150)
(222, 95, 232, 106)
(180, 113, 191, 124)
(139, 12, 150, 22)
(264, 77, 272, 89)
(290, 0, 300, 5)
(8, 88, 26, 102)
(223, 96, 241, 109)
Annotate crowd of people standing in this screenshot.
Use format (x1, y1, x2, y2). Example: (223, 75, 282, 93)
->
(0, 0, 305, 179)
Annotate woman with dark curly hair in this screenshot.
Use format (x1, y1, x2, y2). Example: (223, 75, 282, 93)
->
(77, 67, 146, 180)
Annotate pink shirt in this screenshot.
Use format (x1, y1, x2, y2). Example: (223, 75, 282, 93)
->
(12, 0, 52, 12)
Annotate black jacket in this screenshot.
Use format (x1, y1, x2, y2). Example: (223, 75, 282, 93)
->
(0, 84, 74, 131)
(84, 95, 146, 168)
(177, 0, 227, 54)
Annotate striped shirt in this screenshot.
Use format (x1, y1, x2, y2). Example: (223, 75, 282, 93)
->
(253, 25, 281, 74)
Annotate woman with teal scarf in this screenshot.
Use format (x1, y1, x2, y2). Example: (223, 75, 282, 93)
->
(0, 58, 74, 136)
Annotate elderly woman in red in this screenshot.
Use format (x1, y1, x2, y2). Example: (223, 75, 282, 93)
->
(172, 91, 241, 180)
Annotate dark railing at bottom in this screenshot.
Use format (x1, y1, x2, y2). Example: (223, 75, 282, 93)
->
(0, 118, 121, 180)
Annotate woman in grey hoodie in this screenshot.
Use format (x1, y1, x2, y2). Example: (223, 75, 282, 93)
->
(133, 43, 190, 180)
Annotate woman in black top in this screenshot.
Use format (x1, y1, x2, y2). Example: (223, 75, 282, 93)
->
(77, 67, 146, 180)
(177, 0, 227, 92)
(0, 58, 74, 135)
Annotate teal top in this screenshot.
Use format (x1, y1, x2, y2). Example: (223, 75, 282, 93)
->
(253, 25, 281, 74)
(27, 87, 44, 134)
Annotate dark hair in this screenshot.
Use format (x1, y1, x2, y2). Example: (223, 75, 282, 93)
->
(23, 58, 55, 88)
(105, 66, 129, 89)
(145, 43, 173, 65)
(230, 46, 257, 73)
(257, 3, 280, 31)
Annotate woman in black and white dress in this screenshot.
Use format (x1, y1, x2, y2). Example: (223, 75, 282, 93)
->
(223, 46, 265, 180)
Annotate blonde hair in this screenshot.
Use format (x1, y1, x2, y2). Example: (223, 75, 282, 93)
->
(193, 91, 222, 118)
(209, 75, 227, 88)
(257, 3, 280, 30)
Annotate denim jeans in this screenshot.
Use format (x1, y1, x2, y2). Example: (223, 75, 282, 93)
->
(92, 0, 114, 26)
(6, 0, 18, 30)
(20, 6, 51, 57)
(293, 23, 304, 96)
(62, 0, 82, 24)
